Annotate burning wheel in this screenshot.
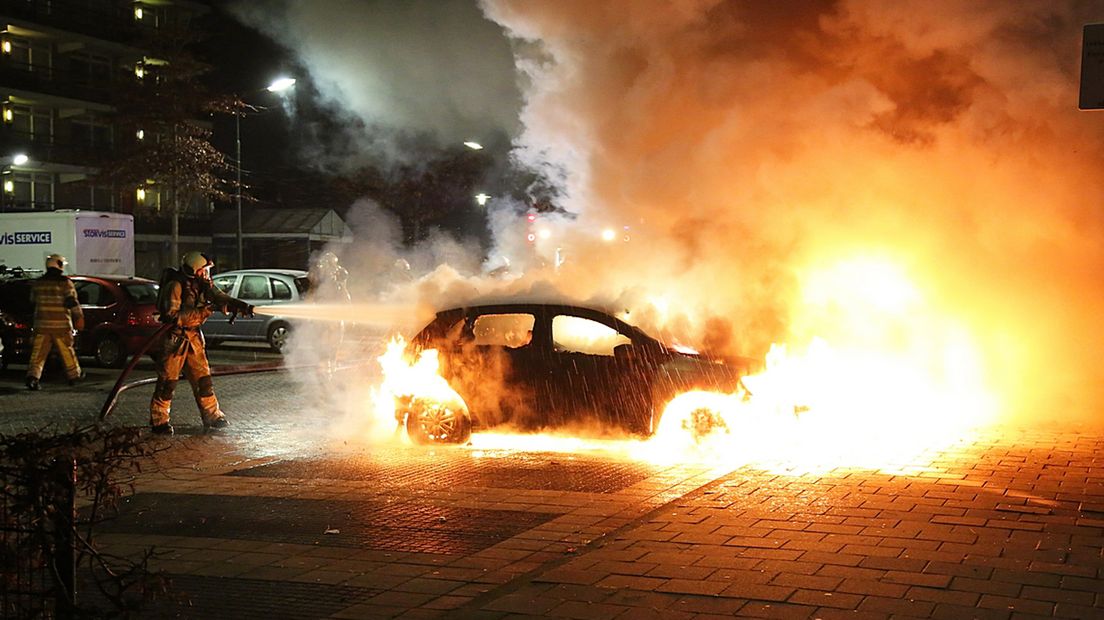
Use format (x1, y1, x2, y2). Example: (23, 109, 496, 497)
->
(403, 399, 472, 445)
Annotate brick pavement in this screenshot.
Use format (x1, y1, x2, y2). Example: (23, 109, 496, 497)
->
(2, 370, 1103, 618)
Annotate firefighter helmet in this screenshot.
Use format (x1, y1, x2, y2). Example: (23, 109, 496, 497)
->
(45, 254, 67, 271)
(181, 251, 213, 276)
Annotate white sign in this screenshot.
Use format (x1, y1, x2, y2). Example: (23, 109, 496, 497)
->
(1080, 24, 1104, 109)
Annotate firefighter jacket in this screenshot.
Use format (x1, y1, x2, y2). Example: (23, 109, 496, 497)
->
(30, 268, 83, 335)
(158, 270, 249, 330)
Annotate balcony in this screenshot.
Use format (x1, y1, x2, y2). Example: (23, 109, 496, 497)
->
(0, 59, 119, 105)
(1, 0, 147, 46)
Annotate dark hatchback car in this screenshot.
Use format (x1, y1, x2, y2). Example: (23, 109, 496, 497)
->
(397, 303, 761, 444)
(0, 274, 160, 368)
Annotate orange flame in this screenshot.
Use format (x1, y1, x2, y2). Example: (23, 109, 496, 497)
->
(642, 256, 999, 473)
(371, 336, 469, 437)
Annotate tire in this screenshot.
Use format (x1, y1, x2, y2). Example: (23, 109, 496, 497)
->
(404, 399, 472, 445)
(267, 322, 290, 353)
(94, 335, 127, 368)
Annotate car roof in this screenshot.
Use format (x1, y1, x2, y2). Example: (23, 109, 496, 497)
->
(72, 275, 157, 284)
(436, 303, 652, 340)
(214, 269, 308, 277)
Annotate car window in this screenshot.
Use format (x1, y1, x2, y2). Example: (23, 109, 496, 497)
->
(212, 275, 237, 294)
(471, 313, 535, 348)
(123, 283, 158, 304)
(293, 277, 310, 296)
(238, 275, 270, 300)
(552, 315, 631, 356)
(74, 281, 113, 306)
(271, 278, 292, 301)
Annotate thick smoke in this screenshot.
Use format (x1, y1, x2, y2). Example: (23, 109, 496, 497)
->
(477, 0, 1104, 427)
(240, 0, 1104, 430)
(229, 0, 521, 170)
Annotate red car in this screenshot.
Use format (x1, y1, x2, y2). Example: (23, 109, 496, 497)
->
(0, 274, 160, 368)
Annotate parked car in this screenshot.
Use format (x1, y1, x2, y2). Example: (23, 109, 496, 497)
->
(204, 269, 309, 352)
(0, 273, 161, 368)
(397, 303, 762, 444)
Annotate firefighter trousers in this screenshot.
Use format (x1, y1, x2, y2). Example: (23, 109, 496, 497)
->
(149, 330, 224, 427)
(27, 331, 81, 381)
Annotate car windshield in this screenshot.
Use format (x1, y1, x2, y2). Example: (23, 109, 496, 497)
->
(123, 283, 159, 304)
(293, 277, 309, 296)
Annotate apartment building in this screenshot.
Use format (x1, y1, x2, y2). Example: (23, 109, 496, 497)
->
(0, 0, 212, 276)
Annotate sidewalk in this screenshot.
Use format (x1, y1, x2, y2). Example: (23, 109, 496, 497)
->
(3, 371, 1103, 618)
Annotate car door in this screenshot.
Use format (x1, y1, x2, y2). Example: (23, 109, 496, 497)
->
(231, 274, 272, 338)
(73, 279, 119, 353)
(442, 311, 545, 429)
(546, 311, 655, 432)
(203, 274, 239, 339)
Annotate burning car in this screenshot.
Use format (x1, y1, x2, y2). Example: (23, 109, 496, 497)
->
(397, 303, 761, 444)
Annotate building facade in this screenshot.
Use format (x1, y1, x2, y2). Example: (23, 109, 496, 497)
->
(0, 0, 213, 277)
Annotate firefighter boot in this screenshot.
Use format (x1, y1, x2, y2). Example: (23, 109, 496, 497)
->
(150, 423, 174, 436)
(25, 377, 40, 391)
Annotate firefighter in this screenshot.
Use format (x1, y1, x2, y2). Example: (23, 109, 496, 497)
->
(150, 251, 254, 435)
(307, 251, 350, 379)
(25, 254, 84, 390)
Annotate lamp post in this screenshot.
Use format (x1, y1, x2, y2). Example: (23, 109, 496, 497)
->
(235, 77, 295, 270)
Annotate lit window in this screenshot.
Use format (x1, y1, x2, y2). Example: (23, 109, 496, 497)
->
(3, 180, 13, 193)
(134, 6, 143, 20)
(2, 108, 11, 123)
(1, 41, 10, 54)
(136, 187, 146, 201)
(136, 129, 144, 140)
(134, 64, 144, 79)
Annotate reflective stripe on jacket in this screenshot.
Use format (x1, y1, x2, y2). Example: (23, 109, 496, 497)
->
(31, 268, 83, 334)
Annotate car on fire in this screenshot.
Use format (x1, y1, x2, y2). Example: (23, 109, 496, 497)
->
(397, 303, 762, 444)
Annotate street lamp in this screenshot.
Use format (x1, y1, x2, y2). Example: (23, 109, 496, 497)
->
(12, 153, 28, 165)
(236, 77, 296, 269)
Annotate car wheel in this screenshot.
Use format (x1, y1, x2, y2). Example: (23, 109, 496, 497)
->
(95, 335, 127, 368)
(267, 322, 290, 353)
(404, 399, 472, 445)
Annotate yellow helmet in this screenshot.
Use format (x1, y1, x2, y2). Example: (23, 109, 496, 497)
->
(181, 251, 213, 276)
(45, 254, 67, 270)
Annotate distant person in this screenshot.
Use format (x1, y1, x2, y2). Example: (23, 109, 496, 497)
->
(26, 254, 84, 390)
(150, 251, 253, 435)
(307, 251, 351, 380)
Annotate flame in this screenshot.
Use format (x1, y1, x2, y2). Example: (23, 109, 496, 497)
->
(643, 256, 999, 474)
(371, 336, 469, 435)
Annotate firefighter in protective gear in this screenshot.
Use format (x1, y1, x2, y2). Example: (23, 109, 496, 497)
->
(307, 251, 350, 379)
(26, 254, 84, 390)
(149, 251, 254, 435)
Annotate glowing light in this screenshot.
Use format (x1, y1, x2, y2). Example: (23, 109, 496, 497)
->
(136, 129, 144, 140)
(134, 6, 143, 20)
(1, 41, 10, 54)
(12, 153, 28, 166)
(3, 180, 13, 193)
(3, 108, 12, 122)
(640, 257, 997, 474)
(537, 228, 551, 240)
(372, 336, 469, 440)
(266, 77, 296, 93)
(134, 65, 144, 79)
(601, 228, 616, 242)
(475, 193, 489, 206)
(526, 233, 536, 243)
(136, 187, 146, 201)
(463, 141, 484, 150)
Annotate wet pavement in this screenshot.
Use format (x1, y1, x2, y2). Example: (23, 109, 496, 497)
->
(1, 355, 1103, 619)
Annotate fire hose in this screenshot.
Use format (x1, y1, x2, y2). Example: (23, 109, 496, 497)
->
(98, 308, 375, 420)
(99, 303, 249, 420)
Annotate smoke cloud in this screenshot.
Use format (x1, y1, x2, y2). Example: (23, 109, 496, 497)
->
(229, 0, 522, 169)
(477, 0, 1104, 427)
(237, 0, 1104, 431)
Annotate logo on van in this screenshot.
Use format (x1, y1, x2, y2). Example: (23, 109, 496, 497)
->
(0, 231, 52, 245)
(82, 229, 127, 239)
